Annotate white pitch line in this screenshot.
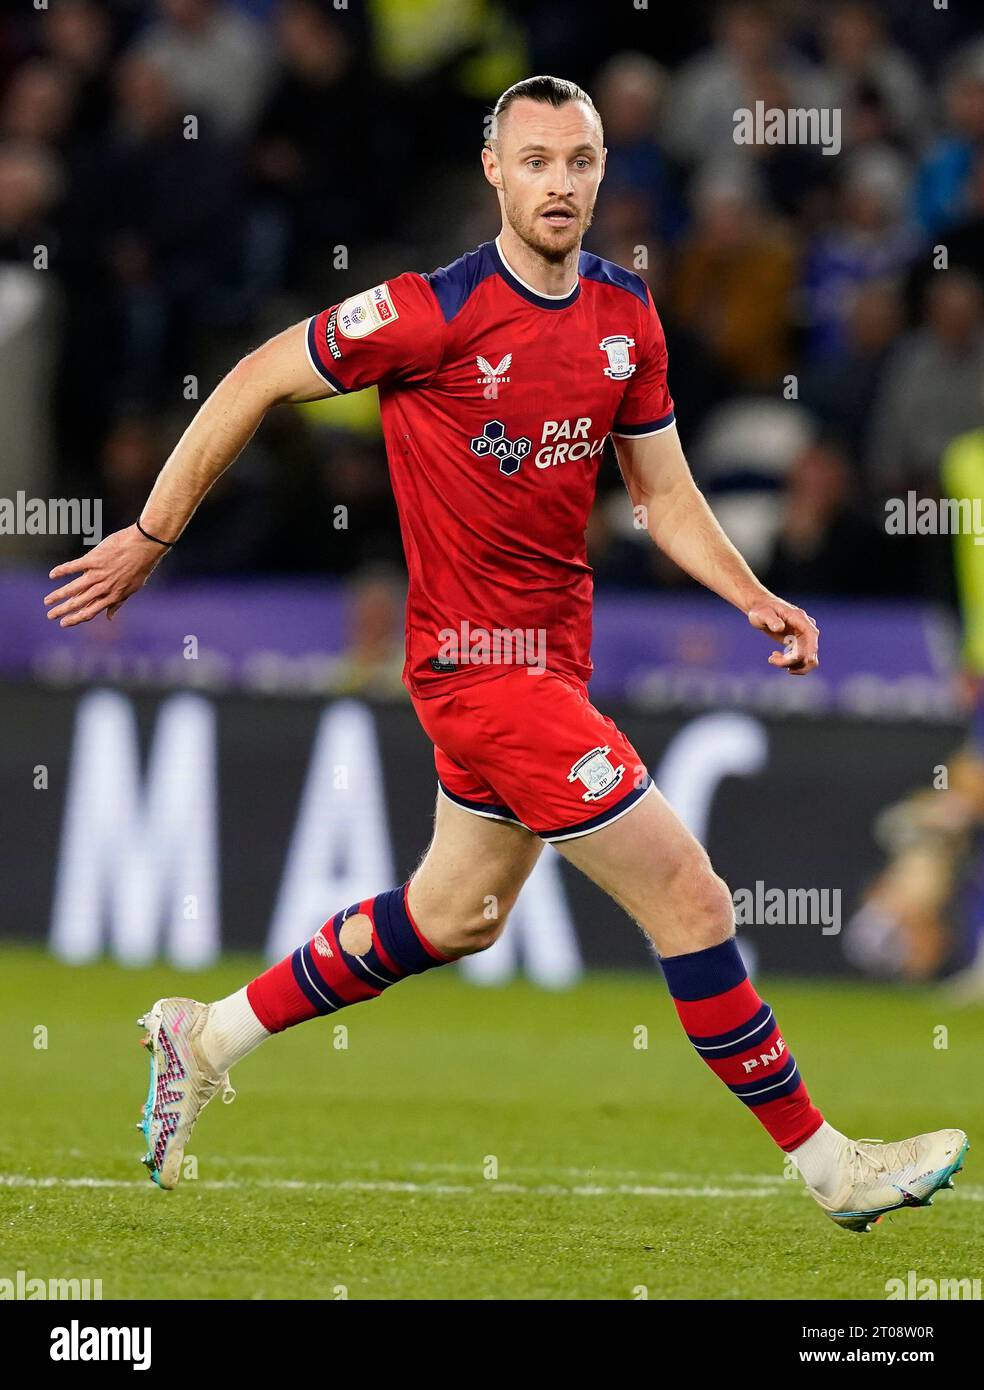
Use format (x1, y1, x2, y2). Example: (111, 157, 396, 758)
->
(207, 1154, 793, 1185)
(3, 1173, 980, 1201)
(0, 1173, 780, 1199)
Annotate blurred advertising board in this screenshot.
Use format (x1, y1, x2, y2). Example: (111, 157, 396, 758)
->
(0, 680, 964, 981)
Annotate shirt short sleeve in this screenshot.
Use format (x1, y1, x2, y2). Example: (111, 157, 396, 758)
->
(611, 289, 676, 438)
(306, 272, 445, 394)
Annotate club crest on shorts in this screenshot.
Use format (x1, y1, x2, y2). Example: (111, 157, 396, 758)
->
(568, 745, 625, 801)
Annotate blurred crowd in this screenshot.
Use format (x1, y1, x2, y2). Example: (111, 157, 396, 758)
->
(1, 0, 984, 611)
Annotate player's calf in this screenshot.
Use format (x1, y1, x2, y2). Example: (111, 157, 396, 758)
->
(661, 936, 824, 1153)
(559, 792, 827, 1157)
(211, 885, 453, 1053)
(136, 879, 514, 1190)
(197, 879, 510, 1074)
(135, 799, 540, 1187)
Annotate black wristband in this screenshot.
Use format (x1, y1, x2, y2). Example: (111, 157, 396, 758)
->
(136, 519, 176, 548)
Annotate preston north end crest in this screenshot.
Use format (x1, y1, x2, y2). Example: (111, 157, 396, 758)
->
(567, 745, 625, 801)
(599, 335, 636, 380)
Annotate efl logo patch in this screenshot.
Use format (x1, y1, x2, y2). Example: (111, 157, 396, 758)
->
(337, 284, 399, 339)
(568, 745, 625, 801)
(599, 334, 637, 380)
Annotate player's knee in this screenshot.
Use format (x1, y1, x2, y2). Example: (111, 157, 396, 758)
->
(440, 899, 513, 956)
(410, 894, 511, 958)
(448, 922, 502, 956)
(671, 855, 735, 949)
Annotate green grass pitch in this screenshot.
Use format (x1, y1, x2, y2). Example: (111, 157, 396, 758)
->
(1, 945, 981, 1300)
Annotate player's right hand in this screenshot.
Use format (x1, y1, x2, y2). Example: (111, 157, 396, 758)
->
(43, 524, 169, 627)
(747, 597, 820, 676)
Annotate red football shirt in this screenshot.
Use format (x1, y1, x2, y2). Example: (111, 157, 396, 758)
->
(306, 237, 675, 697)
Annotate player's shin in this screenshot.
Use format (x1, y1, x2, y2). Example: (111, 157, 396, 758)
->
(659, 937, 825, 1153)
(199, 885, 451, 1073)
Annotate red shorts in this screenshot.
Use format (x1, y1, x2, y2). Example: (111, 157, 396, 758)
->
(410, 667, 653, 842)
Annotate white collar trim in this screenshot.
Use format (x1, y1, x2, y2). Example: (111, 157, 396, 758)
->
(494, 235, 579, 300)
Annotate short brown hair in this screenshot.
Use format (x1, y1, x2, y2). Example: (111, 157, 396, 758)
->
(488, 75, 601, 144)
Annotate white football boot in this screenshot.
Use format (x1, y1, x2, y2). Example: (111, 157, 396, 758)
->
(808, 1128, 969, 1232)
(136, 998, 235, 1190)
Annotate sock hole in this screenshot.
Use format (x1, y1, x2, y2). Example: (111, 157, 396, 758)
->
(339, 913, 373, 956)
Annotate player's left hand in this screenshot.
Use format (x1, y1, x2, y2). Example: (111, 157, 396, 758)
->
(747, 598, 820, 676)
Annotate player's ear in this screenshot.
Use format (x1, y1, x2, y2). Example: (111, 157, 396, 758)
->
(481, 143, 503, 190)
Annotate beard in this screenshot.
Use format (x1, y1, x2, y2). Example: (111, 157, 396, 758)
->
(501, 185, 595, 264)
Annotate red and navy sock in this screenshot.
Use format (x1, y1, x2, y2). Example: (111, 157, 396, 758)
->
(246, 885, 451, 1033)
(660, 938, 823, 1151)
